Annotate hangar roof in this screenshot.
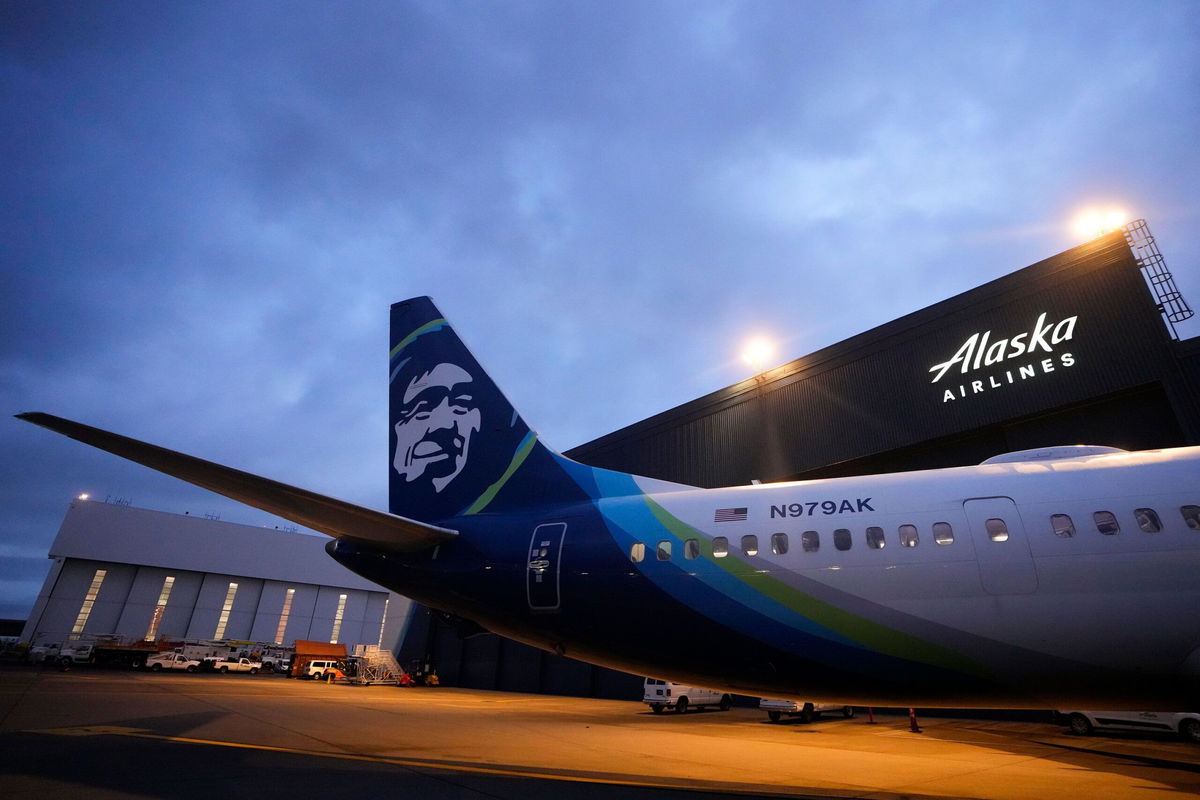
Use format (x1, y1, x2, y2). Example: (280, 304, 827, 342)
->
(48, 499, 383, 591)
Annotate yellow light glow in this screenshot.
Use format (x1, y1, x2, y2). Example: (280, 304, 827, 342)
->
(741, 337, 775, 372)
(77, 493, 89, 501)
(1071, 208, 1128, 241)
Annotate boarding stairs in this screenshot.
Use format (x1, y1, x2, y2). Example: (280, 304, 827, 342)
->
(350, 644, 403, 685)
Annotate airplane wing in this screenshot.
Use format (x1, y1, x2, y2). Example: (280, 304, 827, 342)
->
(16, 412, 457, 552)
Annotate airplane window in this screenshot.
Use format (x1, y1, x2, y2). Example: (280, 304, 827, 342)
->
(1093, 511, 1120, 535)
(898, 524, 919, 548)
(742, 535, 759, 556)
(933, 522, 954, 545)
(866, 526, 885, 549)
(713, 537, 729, 558)
(771, 532, 789, 555)
(1051, 514, 1075, 538)
(630, 542, 645, 562)
(684, 538, 701, 559)
(1182, 506, 1200, 530)
(656, 540, 672, 561)
(1134, 508, 1161, 533)
(801, 531, 820, 553)
(985, 518, 1009, 542)
(834, 528, 852, 551)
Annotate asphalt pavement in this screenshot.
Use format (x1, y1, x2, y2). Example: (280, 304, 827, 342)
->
(1, 666, 1198, 799)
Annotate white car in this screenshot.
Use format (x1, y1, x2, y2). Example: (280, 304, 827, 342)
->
(643, 679, 732, 714)
(1060, 710, 1200, 742)
(760, 698, 855, 723)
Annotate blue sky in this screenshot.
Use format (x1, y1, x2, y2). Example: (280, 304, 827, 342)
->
(3, 0, 1198, 619)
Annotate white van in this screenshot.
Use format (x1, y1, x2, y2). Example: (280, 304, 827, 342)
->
(759, 698, 855, 722)
(306, 659, 347, 680)
(643, 678, 732, 714)
(1059, 710, 1200, 742)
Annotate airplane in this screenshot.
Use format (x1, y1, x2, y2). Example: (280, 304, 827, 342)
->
(17, 296, 1200, 710)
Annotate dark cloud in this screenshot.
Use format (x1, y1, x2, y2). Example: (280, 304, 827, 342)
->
(3, 0, 1198, 619)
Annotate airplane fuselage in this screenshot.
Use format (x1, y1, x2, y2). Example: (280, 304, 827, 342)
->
(331, 445, 1200, 709)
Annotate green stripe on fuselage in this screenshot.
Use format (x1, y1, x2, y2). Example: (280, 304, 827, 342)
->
(641, 494, 989, 679)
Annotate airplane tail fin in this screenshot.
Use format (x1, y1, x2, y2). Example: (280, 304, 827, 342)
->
(389, 297, 583, 522)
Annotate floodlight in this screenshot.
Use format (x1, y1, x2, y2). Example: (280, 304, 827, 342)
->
(741, 337, 775, 372)
(1071, 208, 1128, 241)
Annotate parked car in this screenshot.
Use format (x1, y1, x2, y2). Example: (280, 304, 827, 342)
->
(760, 698, 855, 723)
(1059, 710, 1200, 742)
(643, 678, 732, 714)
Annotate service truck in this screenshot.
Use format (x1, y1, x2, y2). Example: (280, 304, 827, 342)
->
(145, 653, 201, 672)
(643, 679, 732, 714)
(204, 656, 263, 674)
(759, 698, 856, 723)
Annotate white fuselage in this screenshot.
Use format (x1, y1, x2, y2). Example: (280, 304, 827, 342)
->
(614, 447, 1200, 706)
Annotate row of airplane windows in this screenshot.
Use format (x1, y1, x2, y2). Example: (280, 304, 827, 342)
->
(628, 505, 1200, 563)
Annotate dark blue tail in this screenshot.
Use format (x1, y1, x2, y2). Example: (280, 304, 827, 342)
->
(389, 297, 584, 523)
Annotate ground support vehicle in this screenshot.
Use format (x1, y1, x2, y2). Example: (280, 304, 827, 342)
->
(348, 645, 403, 685)
(32, 635, 162, 668)
(760, 698, 856, 723)
(643, 679, 732, 714)
(1059, 710, 1200, 742)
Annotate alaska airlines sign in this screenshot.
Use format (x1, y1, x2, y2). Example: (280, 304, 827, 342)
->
(929, 312, 1077, 403)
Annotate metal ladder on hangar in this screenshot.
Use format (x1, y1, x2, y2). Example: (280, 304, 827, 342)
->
(350, 644, 404, 685)
(1123, 219, 1194, 340)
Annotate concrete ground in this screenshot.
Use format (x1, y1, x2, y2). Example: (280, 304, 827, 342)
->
(1, 667, 1198, 799)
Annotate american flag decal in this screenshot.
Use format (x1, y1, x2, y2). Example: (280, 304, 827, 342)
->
(714, 507, 748, 522)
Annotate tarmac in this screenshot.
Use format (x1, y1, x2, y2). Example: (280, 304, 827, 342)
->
(1, 666, 1198, 799)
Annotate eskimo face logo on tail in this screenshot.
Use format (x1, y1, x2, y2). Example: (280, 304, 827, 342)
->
(393, 361, 482, 493)
(389, 298, 562, 522)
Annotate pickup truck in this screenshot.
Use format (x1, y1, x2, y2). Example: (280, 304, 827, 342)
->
(204, 657, 263, 674)
(146, 653, 201, 672)
(643, 679, 732, 713)
(56, 644, 94, 666)
(759, 698, 856, 723)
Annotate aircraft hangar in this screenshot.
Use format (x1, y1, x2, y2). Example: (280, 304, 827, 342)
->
(401, 219, 1200, 697)
(19, 499, 413, 654)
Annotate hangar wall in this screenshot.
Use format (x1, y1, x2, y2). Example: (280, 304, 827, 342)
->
(403, 224, 1200, 699)
(21, 500, 412, 652)
(569, 229, 1200, 485)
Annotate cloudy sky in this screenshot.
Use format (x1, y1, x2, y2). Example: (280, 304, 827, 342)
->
(3, 0, 1198, 620)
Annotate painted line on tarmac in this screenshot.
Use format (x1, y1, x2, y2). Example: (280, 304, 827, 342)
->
(29, 725, 873, 799)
